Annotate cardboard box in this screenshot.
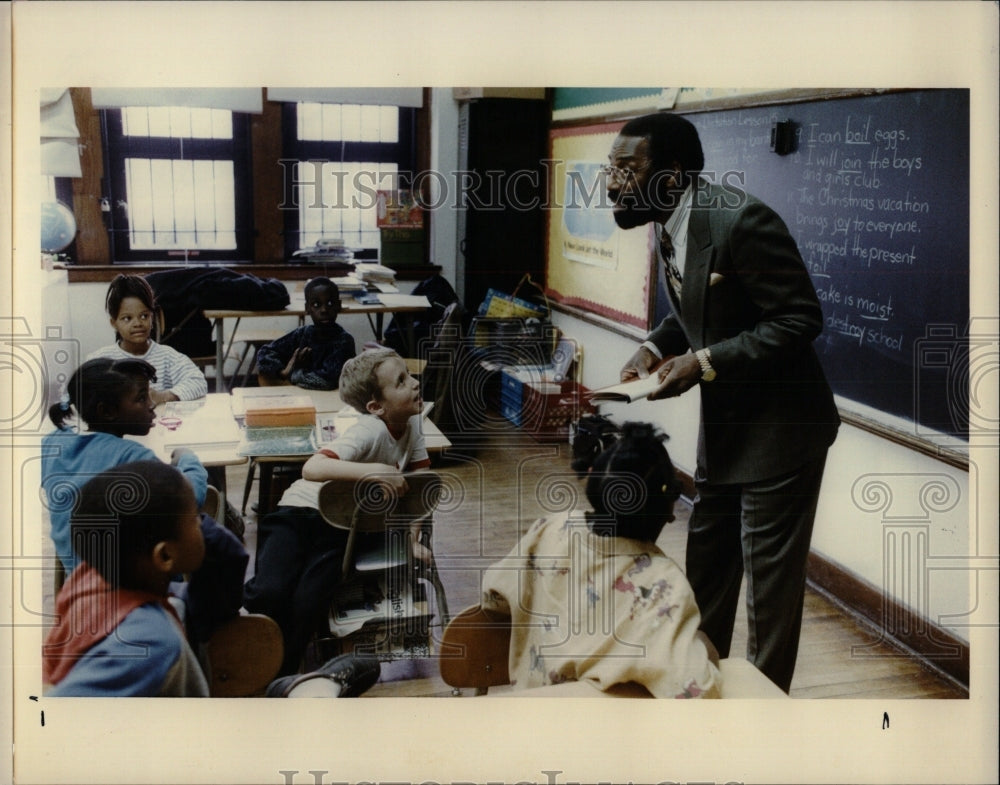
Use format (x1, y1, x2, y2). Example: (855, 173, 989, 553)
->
(244, 395, 316, 428)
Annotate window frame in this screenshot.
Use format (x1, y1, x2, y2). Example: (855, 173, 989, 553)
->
(102, 108, 254, 263)
(280, 102, 417, 260)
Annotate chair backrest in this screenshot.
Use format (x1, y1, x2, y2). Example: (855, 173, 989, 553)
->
(317, 471, 443, 576)
(200, 485, 224, 522)
(438, 604, 512, 692)
(317, 471, 442, 534)
(205, 613, 284, 697)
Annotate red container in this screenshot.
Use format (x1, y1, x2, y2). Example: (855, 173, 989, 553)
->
(520, 379, 595, 442)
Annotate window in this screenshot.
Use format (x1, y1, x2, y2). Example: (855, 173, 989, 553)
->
(103, 106, 252, 262)
(281, 102, 416, 259)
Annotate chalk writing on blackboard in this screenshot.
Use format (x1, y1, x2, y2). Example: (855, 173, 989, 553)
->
(678, 90, 969, 441)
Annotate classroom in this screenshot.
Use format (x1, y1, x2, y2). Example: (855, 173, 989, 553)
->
(26, 83, 980, 702)
(5, 1, 999, 780)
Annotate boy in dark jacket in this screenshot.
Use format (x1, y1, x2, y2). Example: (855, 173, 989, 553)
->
(256, 277, 356, 390)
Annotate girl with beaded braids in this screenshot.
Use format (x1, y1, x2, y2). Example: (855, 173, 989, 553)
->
(481, 422, 721, 698)
(41, 358, 207, 574)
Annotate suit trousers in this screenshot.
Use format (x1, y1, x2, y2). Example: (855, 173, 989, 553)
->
(685, 453, 828, 693)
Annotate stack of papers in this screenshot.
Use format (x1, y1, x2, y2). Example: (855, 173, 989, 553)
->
(354, 262, 397, 285)
(329, 570, 430, 637)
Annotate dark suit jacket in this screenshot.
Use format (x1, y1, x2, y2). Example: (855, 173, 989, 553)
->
(647, 181, 839, 485)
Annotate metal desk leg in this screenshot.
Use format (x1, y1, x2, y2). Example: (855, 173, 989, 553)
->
(213, 317, 225, 393)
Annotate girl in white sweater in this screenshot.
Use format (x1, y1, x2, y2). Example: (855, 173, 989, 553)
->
(88, 274, 207, 404)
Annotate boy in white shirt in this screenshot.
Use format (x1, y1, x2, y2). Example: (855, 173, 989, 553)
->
(244, 348, 430, 674)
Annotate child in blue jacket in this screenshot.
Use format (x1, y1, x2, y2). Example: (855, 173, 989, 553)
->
(42, 358, 207, 575)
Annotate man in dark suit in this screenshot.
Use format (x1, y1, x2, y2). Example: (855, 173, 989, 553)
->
(608, 112, 840, 692)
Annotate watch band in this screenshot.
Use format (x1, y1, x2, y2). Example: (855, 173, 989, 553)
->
(695, 348, 716, 381)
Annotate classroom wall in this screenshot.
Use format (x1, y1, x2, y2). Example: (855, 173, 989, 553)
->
(429, 88, 461, 290)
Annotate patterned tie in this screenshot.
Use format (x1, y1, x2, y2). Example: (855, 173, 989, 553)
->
(661, 226, 683, 301)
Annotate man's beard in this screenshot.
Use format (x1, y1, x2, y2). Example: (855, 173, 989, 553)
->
(611, 180, 679, 230)
(612, 202, 660, 230)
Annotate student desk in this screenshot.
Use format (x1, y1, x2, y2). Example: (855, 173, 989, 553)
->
(130, 394, 247, 468)
(204, 294, 431, 392)
(127, 394, 248, 514)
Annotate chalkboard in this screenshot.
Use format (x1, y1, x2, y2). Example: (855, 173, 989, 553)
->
(653, 90, 970, 442)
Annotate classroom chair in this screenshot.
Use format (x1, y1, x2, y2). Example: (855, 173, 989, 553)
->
(310, 471, 450, 662)
(439, 604, 788, 699)
(204, 613, 284, 697)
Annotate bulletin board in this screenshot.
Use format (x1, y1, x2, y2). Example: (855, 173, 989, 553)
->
(544, 121, 652, 330)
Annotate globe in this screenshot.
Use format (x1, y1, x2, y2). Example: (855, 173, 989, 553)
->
(41, 201, 77, 253)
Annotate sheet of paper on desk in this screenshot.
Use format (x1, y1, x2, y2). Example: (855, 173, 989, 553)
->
(376, 293, 431, 308)
(237, 425, 318, 457)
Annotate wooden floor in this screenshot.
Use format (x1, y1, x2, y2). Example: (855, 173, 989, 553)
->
(236, 419, 967, 700)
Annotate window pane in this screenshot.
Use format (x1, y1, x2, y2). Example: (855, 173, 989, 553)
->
(321, 104, 342, 141)
(146, 107, 172, 137)
(124, 157, 235, 249)
(120, 107, 232, 139)
(169, 106, 192, 138)
(296, 102, 397, 142)
(339, 105, 361, 141)
(189, 108, 214, 138)
(210, 109, 231, 139)
(380, 105, 399, 142)
(297, 161, 396, 249)
(121, 108, 149, 137)
(359, 105, 382, 142)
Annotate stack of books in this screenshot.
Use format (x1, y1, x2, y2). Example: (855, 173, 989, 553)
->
(354, 262, 398, 287)
(291, 238, 356, 272)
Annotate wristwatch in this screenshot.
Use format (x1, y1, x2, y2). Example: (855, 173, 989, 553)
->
(695, 348, 716, 382)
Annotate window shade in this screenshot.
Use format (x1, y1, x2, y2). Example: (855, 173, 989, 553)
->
(266, 87, 423, 107)
(40, 89, 82, 178)
(90, 88, 264, 113)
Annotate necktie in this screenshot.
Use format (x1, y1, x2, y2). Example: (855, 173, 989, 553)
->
(661, 226, 683, 300)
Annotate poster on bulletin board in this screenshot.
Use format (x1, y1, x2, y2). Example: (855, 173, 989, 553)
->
(545, 122, 653, 330)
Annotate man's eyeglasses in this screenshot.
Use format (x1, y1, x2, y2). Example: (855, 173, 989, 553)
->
(599, 164, 642, 182)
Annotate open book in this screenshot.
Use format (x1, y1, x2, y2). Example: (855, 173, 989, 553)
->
(586, 361, 668, 403)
